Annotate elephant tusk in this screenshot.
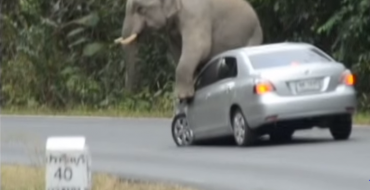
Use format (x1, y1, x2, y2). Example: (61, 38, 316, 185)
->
(114, 37, 123, 43)
(114, 34, 138, 45)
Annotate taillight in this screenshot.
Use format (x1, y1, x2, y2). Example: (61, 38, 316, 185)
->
(254, 80, 274, 95)
(341, 71, 355, 86)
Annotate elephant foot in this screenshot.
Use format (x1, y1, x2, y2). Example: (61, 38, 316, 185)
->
(174, 97, 193, 115)
(176, 86, 195, 101)
(177, 96, 194, 105)
(178, 93, 194, 100)
(178, 97, 194, 105)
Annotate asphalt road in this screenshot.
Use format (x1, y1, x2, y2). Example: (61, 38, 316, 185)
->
(1, 115, 370, 190)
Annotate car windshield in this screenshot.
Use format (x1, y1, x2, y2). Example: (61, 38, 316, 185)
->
(247, 47, 333, 70)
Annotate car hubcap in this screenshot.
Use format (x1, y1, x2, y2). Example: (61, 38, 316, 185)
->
(174, 117, 193, 145)
(233, 113, 246, 144)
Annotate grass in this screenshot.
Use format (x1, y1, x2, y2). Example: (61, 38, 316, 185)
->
(1, 106, 369, 125)
(354, 112, 370, 125)
(0, 135, 197, 190)
(1, 164, 197, 190)
(1, 106, 174, 118)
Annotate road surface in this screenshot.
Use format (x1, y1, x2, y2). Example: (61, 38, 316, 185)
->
(1, 115, 370, 190)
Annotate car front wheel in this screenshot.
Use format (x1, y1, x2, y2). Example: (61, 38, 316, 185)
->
(171, 113, 195, 147)
(231, 109, 256, 147)
(329, 114, 352, 140)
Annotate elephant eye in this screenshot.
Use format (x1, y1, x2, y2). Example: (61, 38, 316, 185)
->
(136, 6, 144, 14)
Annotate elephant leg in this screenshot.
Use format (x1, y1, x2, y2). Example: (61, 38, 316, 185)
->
(123, 43, 141, 93)
(165, 29, 182, 68)
(175, 26, 211, 100)
(167, 40, 181, 67)
(175, 59, 196, 100)
(247, 25, 263, 46)
(166, 36, 182, 101)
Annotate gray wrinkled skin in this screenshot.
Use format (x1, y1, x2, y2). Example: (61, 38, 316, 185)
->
(120, 0, 263, 100)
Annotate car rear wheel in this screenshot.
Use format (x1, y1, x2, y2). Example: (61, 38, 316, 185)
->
(231, 109, 256, 147)
(329, 114, 352, 140)
(171, 113, 194, 147)
(269, 129, 295, 143)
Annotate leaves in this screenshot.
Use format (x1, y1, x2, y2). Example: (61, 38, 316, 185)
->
(71, 13, 100, 27)
(68, 37, 88, 48)
(83, 42, 104, 57)
(67, 28, 85, 38)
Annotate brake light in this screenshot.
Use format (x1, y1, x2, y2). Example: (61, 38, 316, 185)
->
(254, 81, 274, 95)
(342, 71, 355, 86)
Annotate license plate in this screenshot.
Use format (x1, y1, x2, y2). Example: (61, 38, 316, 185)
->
(295, 79, 322, 92)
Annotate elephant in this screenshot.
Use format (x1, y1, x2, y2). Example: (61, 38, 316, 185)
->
(115, 0, 263, 101)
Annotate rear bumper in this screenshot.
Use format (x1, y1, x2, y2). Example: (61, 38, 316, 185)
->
(244, 86, 357, 129)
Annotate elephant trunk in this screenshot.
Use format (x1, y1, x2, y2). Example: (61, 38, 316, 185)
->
(115, 14, 145, 46)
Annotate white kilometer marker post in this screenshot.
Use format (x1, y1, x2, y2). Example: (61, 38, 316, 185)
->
(46, 136, 91, 190)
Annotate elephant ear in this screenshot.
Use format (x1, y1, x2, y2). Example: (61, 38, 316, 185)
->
(161, 0, 182, 18)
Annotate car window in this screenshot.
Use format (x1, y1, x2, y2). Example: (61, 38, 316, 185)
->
(195, 59, 220, 90)
(248, 47, 333, 70)
(217, 57, 238, 80)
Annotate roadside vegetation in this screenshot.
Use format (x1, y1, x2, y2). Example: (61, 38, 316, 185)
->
(1, 106, 369, 125)
(1, 165, 197, 190)
(1, 0, 369, 120)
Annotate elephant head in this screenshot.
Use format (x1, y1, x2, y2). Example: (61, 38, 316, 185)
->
(115, 0, 182, 45)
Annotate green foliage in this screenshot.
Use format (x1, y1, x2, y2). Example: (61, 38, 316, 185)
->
(1, 0, 369, 112)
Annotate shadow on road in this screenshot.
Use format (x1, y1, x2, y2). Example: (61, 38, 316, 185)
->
(193, 135, 355, 148)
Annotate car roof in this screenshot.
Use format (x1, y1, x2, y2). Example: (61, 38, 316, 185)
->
(194, 42, 327, 79)
(223, 42, 316, 56)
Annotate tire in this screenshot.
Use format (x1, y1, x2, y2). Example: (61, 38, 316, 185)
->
(231, 108, 256, 147)
(270, 129, 295, 143)
(329, 114, 352, 140)
(171, 113, 195, 147)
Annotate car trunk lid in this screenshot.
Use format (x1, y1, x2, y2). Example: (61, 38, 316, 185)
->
(255, 62, 346, 96)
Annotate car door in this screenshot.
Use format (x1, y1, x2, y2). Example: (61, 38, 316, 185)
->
(199, 57, 236, 136)
(187, 59, 220, 134)
(206, 57, 238, 134)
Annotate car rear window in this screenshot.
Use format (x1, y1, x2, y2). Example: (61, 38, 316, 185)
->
(248, 48, 333, 70)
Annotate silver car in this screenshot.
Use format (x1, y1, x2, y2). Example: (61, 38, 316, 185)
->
(171, 42, 357, 147)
